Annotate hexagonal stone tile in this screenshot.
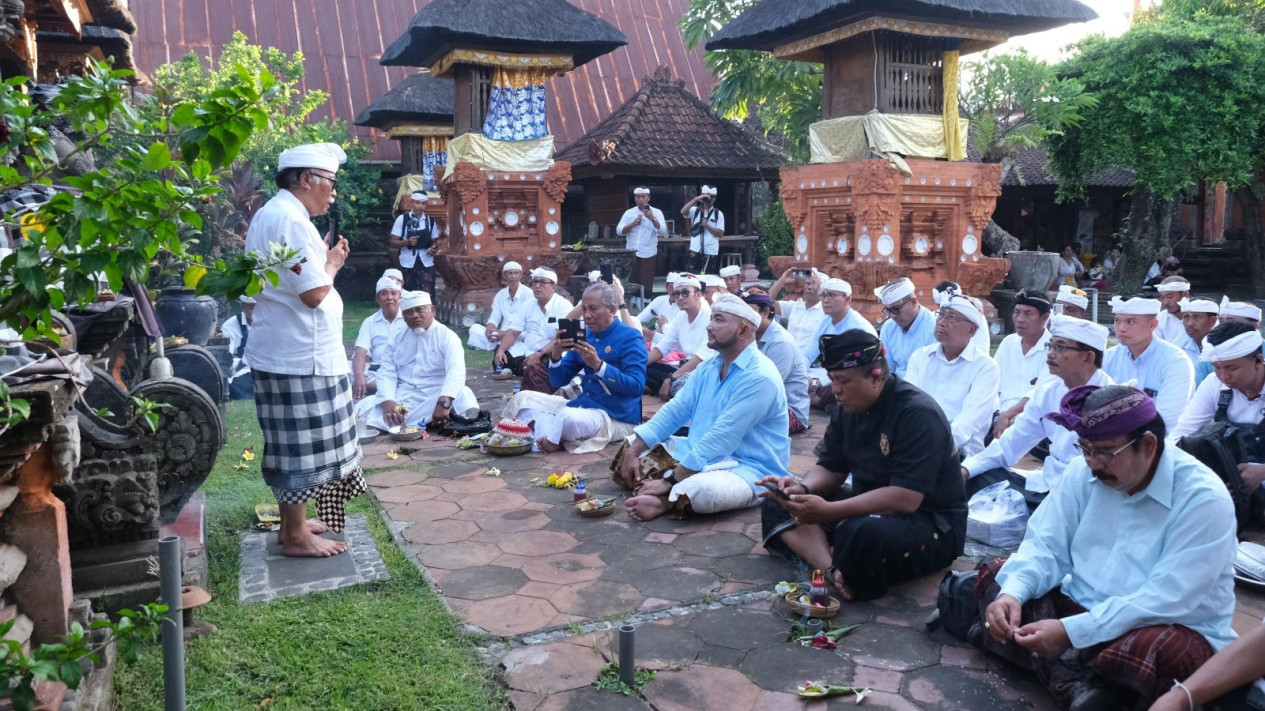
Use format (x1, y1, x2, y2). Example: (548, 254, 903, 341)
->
(673, 531, 762, 558)
(402, 519, 479, 546)
(503, 640, 608, 694)
(687, 607, 793, 651)
(739, 643, 854, 693)
(534, 686, 651, 711)
(497, 530, 578, 557)
(477, 509, 551, 534)
(841, 623, 942, 672)
(366, 469, 427, 488)
(459, 490, 530, 512)
(425, 461, 492, 479)
(903, 663, 1059, 711)
(606, 619, 703, 669)
(417, 541, 501, 570)
(709, 554, 794, 585)
(373, 483, 443, 504)
(599, 543, 683, 576)
(551, 519, 640, 548)
(441, 475, 509, 495)
(463, 595, 559, 637)
(694, 644, 747, 670)
(549, 580, 644, 620)
(644, 665, 761, 711)
(438, 565, 529, 601)
(522, 552, 604, 584)
(391, 499, 460, 523)
(627, 566, 719, 601)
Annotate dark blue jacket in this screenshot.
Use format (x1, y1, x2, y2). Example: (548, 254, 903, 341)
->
(548, 319, 646, 425)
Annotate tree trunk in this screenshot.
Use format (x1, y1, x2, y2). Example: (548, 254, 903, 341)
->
(1236, 183, 1265, 298)
(1114, 186, 1177, 295)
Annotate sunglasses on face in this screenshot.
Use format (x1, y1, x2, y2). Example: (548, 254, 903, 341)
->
(672, 290, 696, 299)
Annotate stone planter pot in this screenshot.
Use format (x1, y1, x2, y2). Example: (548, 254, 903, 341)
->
(1006, 251, 1061, 293)
(578, 247, 636, 283)
(155, 287, 218, 346)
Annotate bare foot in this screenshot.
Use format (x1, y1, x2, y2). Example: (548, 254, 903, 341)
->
(536, 437, 561, 453)
(827, 568, 855, 602)
(277, 519, 327, 543)
(625, 494, 669, 521)
(280, 531, 348, 558)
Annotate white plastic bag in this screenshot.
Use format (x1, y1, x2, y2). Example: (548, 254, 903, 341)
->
(967, 480, 1029, 548)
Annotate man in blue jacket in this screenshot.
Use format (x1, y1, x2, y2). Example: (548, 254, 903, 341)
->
(519, 282, 647, 454)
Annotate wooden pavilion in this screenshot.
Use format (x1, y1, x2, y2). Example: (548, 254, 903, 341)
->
(1, 0, 139, 81)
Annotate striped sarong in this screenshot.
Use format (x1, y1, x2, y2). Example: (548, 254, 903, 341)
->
(252, 370, 365, 532)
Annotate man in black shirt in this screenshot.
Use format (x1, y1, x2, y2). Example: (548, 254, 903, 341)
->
(758, 329, 967, 601)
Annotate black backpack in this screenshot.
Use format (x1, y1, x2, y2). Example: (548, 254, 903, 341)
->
(1176, 389, 1265, 532)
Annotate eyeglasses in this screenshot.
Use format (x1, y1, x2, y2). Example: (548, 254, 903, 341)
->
(820, 291, 847, 299)
(882, 297, 914, 317)
(530, 279, 554, 287)
(308, 171, 338, 189)
(1044, 341, 1092, 354)
(672, 290, 696, 299)
(1075, 437, 1139, 465)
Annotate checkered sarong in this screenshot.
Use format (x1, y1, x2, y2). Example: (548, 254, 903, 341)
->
(252, 371, 364, 531)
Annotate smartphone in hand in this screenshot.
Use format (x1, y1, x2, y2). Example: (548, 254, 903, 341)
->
(761, 481, 791, 501)
(599, 264, 615, 284)
(558, 318, 585, 344)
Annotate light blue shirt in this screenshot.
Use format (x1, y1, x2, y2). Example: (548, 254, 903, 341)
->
(757, 321, 811, 425)
(802, 308, 878, 366)
(997, 447, 1237, 651)
(634, 342, 790, 491)
(879, 306, 936, 378)
(1102, 337, 1194, 430)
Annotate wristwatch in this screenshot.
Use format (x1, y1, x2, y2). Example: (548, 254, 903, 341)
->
(619, 303, 628, 310)
(438, 397, 453, 409)
(663, 471, 678, 485)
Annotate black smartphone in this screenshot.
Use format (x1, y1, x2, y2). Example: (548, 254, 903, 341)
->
(599, 264, 614, 284)
(558, 318, 585, 343)
(761, 482, 791, 501)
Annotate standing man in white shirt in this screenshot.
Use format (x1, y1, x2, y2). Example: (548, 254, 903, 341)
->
(468, 261, 531, 352)
(991, 290, 1054, 439)
(351, 276, 406, 401)
(496, 267, 574, 393)
(246, 142, 364, 558)
(683, 185, 724, 273)
(905, 293, 1000, 458)
(389, 191, 441, 298)
(769, 267, 825, 354)
(616, 187, 667, 293)
(1103, 296, 1195, 430)
(646, 274, 714, 399)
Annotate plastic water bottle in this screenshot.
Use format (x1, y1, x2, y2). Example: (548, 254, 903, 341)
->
(573, 477, 587, 503)
(810, 569, 829, 606)
(513, 382, 521, 396)
(494, 363, 502, 375)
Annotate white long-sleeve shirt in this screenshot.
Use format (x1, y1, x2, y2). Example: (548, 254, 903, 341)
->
(375, 322, 466, 405)
(993, 330, 1054, 411)
(655, 303, 714, 361)
(1171, 373, 1265, 439)
(505, 293, 574, 357)
(1102, 337, 1194, 430)
(486, 284, 533, 330)
(616, 206, 667, 258)
(904, 342, 1000, 458)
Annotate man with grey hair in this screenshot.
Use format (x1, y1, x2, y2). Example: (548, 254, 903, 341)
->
(617, 187, 666, 292)
(503, 282, 647, 453)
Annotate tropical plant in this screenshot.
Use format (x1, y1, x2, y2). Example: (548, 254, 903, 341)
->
(757, 197, 794, 268)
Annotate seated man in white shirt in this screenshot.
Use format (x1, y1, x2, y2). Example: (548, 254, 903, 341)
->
(806, 278, 878, 412)
(991, 290, 1054, 440)
(1178, 297, 1220, 386)
(220, 295, 255, 400)
(468, 261, 531, 352)
(495, 267, 574, 393)
(701, 274, 727, 303)
(769, 267, 825, 354)
(351, 276, 406, 401)
(1055, 284, 1089, 320)
(1155, 276, 1192, 342)
(720, 264, 743, 293)
(933, 281, 991, 353)
(905, 293, 1000, 458)
(637, 271, 681, 343)
(1103, 296, 1195, 430)
(979, 385, 1235, 711)
(646, 274, 714, 399)
(360, 291, 479, 431)
(963, 316, 1113, 506)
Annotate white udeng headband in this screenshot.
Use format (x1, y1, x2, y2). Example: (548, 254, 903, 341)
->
(1201, 331, 1264, 362)
(710, 294, 759, 326)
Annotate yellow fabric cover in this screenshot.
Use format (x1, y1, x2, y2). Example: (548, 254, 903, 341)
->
(393, 174, 433, 210)
(809, 111, 969, 172)
(491, 67, 552, 89)
(942, 50, 964, 162)
(442, 133, 555, 179)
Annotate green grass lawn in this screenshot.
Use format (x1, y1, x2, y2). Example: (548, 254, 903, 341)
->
(113, 400, 507, 711)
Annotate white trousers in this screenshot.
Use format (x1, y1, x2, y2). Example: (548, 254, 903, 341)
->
(531, 407, 608, 446)
(359, 384, 479, 430)
(667, 469, 758, 514)
(468, 326, 495, 351)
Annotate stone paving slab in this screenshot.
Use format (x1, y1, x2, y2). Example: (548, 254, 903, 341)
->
(237, 514, 388, 603)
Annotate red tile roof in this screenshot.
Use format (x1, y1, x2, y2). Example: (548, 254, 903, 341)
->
(129, 0, 716, 163)
(557, 67, 785, 180)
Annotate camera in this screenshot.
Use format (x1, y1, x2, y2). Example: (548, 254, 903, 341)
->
(700, 195, 712, 204)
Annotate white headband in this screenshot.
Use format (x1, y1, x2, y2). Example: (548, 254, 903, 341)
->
(1057, 284, 1089, 309)
(238, 295, 256, 305)
(1047, 314, 1108, 351)
(702, 274, 726, 288)
(822, 278, 852, 296)
(588, 270, 602, 282)
(277, 142, 346, 174)
(1220, 296, 1262, 322)
(933, 282, 960, 306)
(503, 261, 523, 273)
(719, 265, 741, 278)
(401, 291, 432, 310)
(375, 276, 400, 294)
(530, 267, 557, 283)
(710, 293, 760, 327)
(1179, 298, 1219, 315)
(675, 274, 702, 291)
(633, 187, 650, 195)
(1156, 279, 1191, 293)
(666, 272, 681, 284)
(1109, 296, 1161, 316)
(875, 278, 915, 306)
(940, 294, 987, 334)
(701, 185, 717, 196)
(382, 268, 403, 282)
(1201, 331, 1264, 362)
(411, 191, 428, 202)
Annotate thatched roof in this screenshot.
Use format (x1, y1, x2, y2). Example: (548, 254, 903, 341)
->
(36, 25, 137, 74)
(707, 0, 1098, 52)
(380, 0, 627, 70)
(85, 0, 137, 34)
(354, 73, 454, 129)
(557, 68, 785, 180)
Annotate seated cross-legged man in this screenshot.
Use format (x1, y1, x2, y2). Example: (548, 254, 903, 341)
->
(963, 316, 1113, 507)
(758, 329, 967, 602)
(502, 282, 646, 454)
(616, 294, 790, 521)
(495, 267, 574, 393)
(990, 290, 1055, 442)
(359, 291, 480, 431)
(979, 385, 1236, 711)
(645, 274, 714, 400)
(351, 276, 406, 401)
(469, 261, 532, 352)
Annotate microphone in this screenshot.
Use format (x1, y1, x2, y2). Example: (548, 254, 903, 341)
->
(327, 204, 342, 249)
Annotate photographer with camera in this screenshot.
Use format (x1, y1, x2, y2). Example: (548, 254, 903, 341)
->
(389, 191, 441, 298)
(682, 186, 725, 273)
(617, 187, 667, 293)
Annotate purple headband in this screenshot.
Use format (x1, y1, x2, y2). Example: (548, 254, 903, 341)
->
(742, 292, 776, 310)
(1045, 385, 1157, 440)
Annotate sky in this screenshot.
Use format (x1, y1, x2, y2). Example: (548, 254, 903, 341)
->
(998, 0, 1146, 61)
